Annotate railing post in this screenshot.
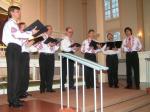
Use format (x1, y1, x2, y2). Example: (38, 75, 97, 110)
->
(60, 56, 63, 110)
(100, 70, 103, 112)
(67, 58, 70, 108)
(93, 69, 97, 112)
(59, 53, 108, 112)
(82, 65, 85, 112)
(75, 61, 79, 112)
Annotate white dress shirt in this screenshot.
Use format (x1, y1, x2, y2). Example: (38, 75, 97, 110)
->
(81, 38, 101, 54)
(122, 36, 142, 52)
(60, 36, 74, 52)
(2, 18, 32, 46)
(38, 33, 59, 54)
(102, 44, 121, 55)
(21, 39, 30, 53)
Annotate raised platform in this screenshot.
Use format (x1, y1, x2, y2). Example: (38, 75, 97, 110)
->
(0, 100, 64, 112)
(1, 84, 150, 112)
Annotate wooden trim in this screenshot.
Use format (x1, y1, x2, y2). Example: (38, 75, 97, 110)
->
(60, 0, 64, 32)
(39, 0, 46, 24)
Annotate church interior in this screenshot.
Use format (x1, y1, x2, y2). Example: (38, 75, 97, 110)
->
(0, 0, 150, 112)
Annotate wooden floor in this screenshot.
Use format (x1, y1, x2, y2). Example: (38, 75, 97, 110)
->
(0, 100, 64, 112)
(0, 84, 150, 112)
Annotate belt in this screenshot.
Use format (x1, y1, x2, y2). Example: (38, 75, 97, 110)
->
(62, 51, 74, 54)
(40, 53, 54, 55)
(126, 51, 138, 54)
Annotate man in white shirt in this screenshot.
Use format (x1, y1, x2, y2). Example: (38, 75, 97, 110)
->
(81, 29, 100, 89)
(102, 33, 120, 88)
(122, 27, 142, 90)
(18, 22, 34, 99)
(2, 6, 38, 108)
(60, 27, 79, 91)
(38, 25, 59, 93)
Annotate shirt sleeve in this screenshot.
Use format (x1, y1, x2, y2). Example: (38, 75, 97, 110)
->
(94, 48, 101, 53)
(54, 45, 59, 51)
(60, 39, 72, 52)
(81, 41, 85, 53)
(101, 44, 108, 55)
(122, 39, 128, 52)
(11, 25, 32, 39)
(136, 38, 142, 51)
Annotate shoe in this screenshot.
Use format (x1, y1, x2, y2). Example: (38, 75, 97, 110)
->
(40, 89, 45, 93)
(135, 86, 140, 90)
(69, 86, 75, 90)
(109, 85, 113, 88)
(19, 94, 27, 99)
(9, 101, 23, 108)
(47, 89, 56, 92)
(17, 99, 25, 103)
(114, 85, 119, 88)
(63, 87, 66, 91)
(91, 86, 99, 88)
(96, 86, 100, 88)
(86, 86, 91, 89)
(25, 92, 32, 96)
(125, 85, 132, 89)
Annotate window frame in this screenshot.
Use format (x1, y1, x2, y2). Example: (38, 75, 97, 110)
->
(104, 0, 120, 21)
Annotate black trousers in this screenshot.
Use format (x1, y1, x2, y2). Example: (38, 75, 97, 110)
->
(126, 52, 140, 87)
(84, 53, 96, 88)
(106, 54, 119, 86)
(18, 52, 30, 96)
(39, 53, 55, 91)
(5, 43, 21, 103)
(62, 55, 75, 88)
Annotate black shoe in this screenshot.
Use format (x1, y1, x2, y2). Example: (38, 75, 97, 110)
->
(125, 85, 132, 89)
(47, 89, 56, 92)
(63, 87, 66, 91)
(40, 89, 45, 93)
(69, 86, 75, 90)
(109, 85, 113, 88)
(91, 86, 99, 88)
(9, 101, 23, 108)
(24, 92, 32, 96)
(114, 85, 119, 88)
(17, 99, 25, 103)
(19, 94, 27, 99)
(136, 86, 140, 90)
(86, 86, 91, 89)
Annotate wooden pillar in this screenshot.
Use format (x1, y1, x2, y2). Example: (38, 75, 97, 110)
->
(40, 0, 46, 24)
(60, 0, 64, 32)
(96, 0, 107, 82)
(136, 0, 145, 50)
(82, 0, 88, 39)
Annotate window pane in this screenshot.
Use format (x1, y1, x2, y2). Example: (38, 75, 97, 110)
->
(113, 32, 121, 41)
(112, 8, 119, 18)
(104, 0, 119, 20)
(104, 0, 111, 10)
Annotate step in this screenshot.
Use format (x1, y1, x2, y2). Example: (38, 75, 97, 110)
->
(131, 104, 150, 112)
(103, 95, 150, 112)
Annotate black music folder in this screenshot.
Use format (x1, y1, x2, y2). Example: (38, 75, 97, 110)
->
(44, 37, 62, 44)
(29, 36, 44, 45)
(106, 41, 122, 50)
(24, 20, 48, 37)
(89, 40, 105, 50)
(69, 43, 81, 48)
(115, 41, 122, 48)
